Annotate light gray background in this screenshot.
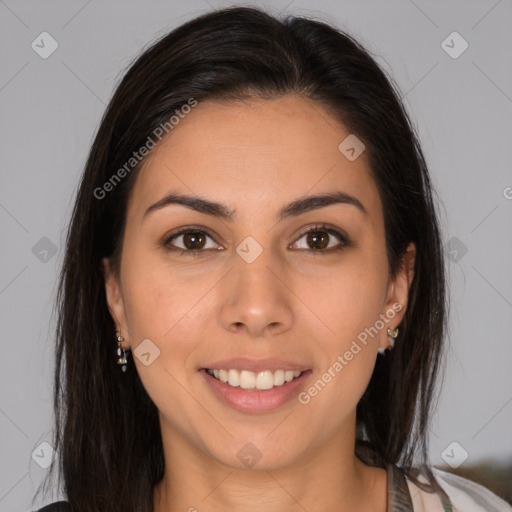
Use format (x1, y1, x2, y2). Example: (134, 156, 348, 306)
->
(1, 0, 511, 510)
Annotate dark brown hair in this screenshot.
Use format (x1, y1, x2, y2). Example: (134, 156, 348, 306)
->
(35, 6, 450, 511)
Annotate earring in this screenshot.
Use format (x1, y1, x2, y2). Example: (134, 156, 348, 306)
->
(378, 327, 399, 355)
(115, 329, 129, 372)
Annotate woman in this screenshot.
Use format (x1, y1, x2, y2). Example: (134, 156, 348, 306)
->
(33, 6, 511, 512)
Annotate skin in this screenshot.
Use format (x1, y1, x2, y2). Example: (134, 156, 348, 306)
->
(104, 94, 416, 512)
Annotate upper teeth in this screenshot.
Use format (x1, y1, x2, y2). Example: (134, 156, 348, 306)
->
(206, 368, 302, 390)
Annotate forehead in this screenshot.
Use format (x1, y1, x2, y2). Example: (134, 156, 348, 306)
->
(127, 95, 382, 223)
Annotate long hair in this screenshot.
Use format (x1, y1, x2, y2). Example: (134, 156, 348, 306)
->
(34, 6, 450, 511)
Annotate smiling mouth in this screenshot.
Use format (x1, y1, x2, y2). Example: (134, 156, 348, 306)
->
(205, 368, 304, 391)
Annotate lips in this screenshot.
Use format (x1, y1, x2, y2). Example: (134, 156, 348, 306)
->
(201, 357, 310, 373)
(199, 357, 312, 413)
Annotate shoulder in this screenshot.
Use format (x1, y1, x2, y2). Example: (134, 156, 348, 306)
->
(33, 501, 72, 512)
(405, 467, 512, 512)
(432, 468, 512, 512)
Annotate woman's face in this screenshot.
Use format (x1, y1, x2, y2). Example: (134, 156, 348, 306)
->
(104, 94, 414, 471)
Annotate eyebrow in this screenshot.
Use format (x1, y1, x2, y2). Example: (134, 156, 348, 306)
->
(142, 190, 367, 222)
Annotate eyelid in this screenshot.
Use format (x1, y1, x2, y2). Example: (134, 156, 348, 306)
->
(292, 222, 348, 243)
(289, 223, 350, 252)
(162, 223, 351, 254)
(161, 224, 223, 248)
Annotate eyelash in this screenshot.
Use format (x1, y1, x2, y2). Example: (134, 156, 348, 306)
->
(162, 223, 351, 257)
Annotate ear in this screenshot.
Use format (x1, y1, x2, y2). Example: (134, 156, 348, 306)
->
(102, 257, 130, 349)
(378, 242, 416, 351)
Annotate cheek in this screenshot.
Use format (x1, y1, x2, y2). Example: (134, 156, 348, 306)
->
(297, 255, 387, 342)
(299, 347, 376, 446)
(121, 268, 174, 340)
(119, 249, 222, 390)
(297, 267, 382, 425)
(118, 252, 211, 433)
(294, 255, 385, 403)
(120, 239, 209, 338)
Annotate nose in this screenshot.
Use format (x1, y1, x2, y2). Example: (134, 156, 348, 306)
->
(219, 251, 294, 338)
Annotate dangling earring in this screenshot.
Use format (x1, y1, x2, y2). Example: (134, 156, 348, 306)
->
(378, 327, 399, 355)
(115, 328, 129, 372)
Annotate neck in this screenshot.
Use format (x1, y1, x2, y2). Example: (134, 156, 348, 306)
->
(153, 426, 387, 512)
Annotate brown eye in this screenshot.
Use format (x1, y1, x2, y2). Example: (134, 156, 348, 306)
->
(291, 224, 350, 253)
(163, 227, 221, 254)
(163, 224, 350, 256)
(306, 230, 329, 250)
(182, 232, 207, 250)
